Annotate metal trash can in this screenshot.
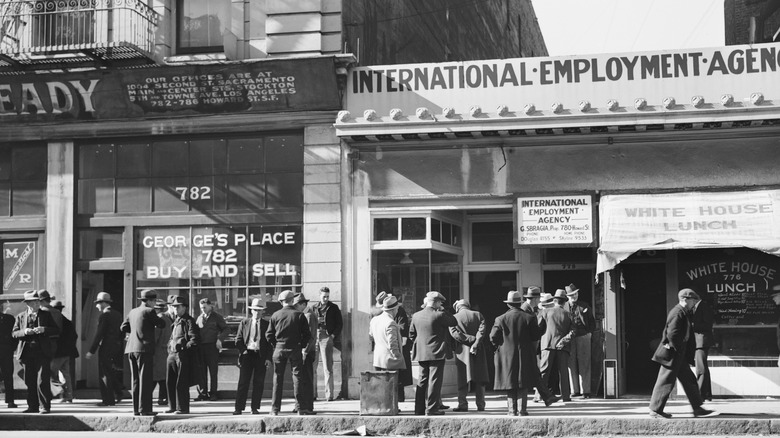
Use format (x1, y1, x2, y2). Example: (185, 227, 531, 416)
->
(359, 371, 398, 415)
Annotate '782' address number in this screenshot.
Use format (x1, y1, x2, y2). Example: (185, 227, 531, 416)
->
(174, 186, 212, 201)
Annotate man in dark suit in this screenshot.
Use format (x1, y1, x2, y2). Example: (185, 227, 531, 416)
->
(165, 296, 199, 415)
(48, 300, 78, 403)
(0, 304, 17, 408)
(564, 283, 596, 398)
(690, 294, 714, 401)
(409, 291, 458, 416)
(520, 286, 542, 315)
(233, 298, 271, 415)
(649, 289, 718, 419)
(449, 299, 489, 412)
(86, 292, 124, 406)
(12, 290, 60, 413)
(294, 292, 317, 415)
(121, 289, 164, 416)
(538, 290, 574, 402)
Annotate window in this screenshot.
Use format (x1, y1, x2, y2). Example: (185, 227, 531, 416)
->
(372, 216, 461, 246)
(78, 229, 123, 260)
(177, 0, 228, 53)
(0, 144, 47, 217)
(471, 221, 515, 262)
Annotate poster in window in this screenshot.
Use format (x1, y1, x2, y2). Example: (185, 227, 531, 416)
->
(2, 242, 36, 293)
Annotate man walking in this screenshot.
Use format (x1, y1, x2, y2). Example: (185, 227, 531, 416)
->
(0, 303, 18, 408)
(311, 286, 342, 401)
(449, 299, 489, 412)
(233, 298, 271, 415)
(409, 291, 458, 416)
(195, 298, 227, 401)
(648, 288, 717, 419)
(121, 289, 164, 416)
(86, 292, 124, 406)
(48, 300, 78, 403)
(690, 294, 714, 401)
(564, 283, 596, 398)
(165, 296, 199, 415)
(12, 290, 59, 414)
(266, 290, 311, 415)
(538, 290, 574, 402)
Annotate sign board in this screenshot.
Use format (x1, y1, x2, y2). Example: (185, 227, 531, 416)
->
(515, 195, 594, 246)
(0, 57, 340, 124)
(598, 190, 780, 273)
(3, 242, 36, 292)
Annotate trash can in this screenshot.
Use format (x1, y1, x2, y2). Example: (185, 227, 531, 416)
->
(359, 371, 398, 415)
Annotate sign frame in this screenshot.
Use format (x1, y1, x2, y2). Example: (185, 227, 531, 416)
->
(513, 193, 597, 248)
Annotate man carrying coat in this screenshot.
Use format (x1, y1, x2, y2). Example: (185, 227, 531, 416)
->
(409, 291, 458, 416)
(121, 289, 165, 416)
(649, 288, 718, 419)
(448, 299, 488, 412)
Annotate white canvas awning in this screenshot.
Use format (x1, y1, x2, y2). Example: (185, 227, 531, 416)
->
(597, 190, 780, 273)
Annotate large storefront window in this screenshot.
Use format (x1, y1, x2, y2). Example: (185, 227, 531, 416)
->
(78, 134, 303, 215)
(0, 144, 46, 217)
(136, 225, 302, 334)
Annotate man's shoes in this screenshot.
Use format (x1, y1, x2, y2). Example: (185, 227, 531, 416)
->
(452, 406, 468, 412)
(194, 394, 209, 401)
(174, 410, 189, 415)
(139, 412, 157, 416)
(298, 410, 316, 415)
(649, 410, 672, 419)
(583, 393, 591, 399)
(271, 410, 280, 416)
(115, 394, 124, 404)
(164, 409, 176, 414)
(477, 407, 485, 412)
(232, 410, 242, 415)
(95, 402, 115, 407)
(326, 397, 335, 402)
(157, 399, 168, 406)
(39, 409, 50, 414)
(251, 409, 260, 415)
(544, 396, 561, 407)
(22, 408, 37, 413)
(7, 403, 17, 409)
(209, 395, 219, 402)
(133, 412, 140, 417)
(562, 398, 572, 402)
(519, 410, 529, 416)
(426, 410, 445, 416)
(438, 404, 450, 410)
(571, 393, 582, 397)
(292, 408, 298, 413)
(693, 408, 719, 418)
(56, 399, 73, 403)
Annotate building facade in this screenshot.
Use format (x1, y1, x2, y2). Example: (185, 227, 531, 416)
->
(336, 43, 780, 397)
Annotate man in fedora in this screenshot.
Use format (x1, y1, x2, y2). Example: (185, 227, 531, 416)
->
(409, 291, 458, 416)
(165, 296, 199, 415)
(152, 298, 172, 406)
(649, 289, 717, 419)
(234, 298, 272, 415)
(294, 292, 317, 415)
(0, 301, 17, 408)
(266, 290, 311, 415)
(87, 292, 124, 406)
(689, 292, 714, 401)
(563, 283, 596, 398)
(521, 287, 542, 316)
(449, 299, 489, 412)
(12, 290, 59, 413)
(48, 300, 78, 404)
(538, 290, 574, 402)
(121, 289, 165, 416)
(195, 297, 227, 402)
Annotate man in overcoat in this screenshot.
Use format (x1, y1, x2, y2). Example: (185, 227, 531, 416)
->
(690, 294, 714, 401)
(449, 299, 488, 412)
(648, 288, 718, 419)
(564, 283, 596, 398)
(165, 296, 199, 415)
(0, 303, 17, 408)
(538, 290, 574, 401)
(86, 292, 124, 407)
(49, 300, 78, 403)
(121, 289, 164, 416)
(409, 291, 458, 416)
(152, 298, 173, 406)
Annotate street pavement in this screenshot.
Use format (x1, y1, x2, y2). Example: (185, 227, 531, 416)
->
(0, 394, 779, 436)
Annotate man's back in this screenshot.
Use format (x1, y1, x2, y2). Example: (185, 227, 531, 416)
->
(410, 307, 457, 361)
(539, 306, 572, 350)
(267, 306, 309, 349)
(122, 306, 159, 354)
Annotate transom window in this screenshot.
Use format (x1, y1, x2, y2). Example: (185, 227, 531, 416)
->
(177, 0, 229, 53)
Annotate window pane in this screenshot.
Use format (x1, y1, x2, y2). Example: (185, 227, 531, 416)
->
(190, 139, 226, 176)
(374, 218, 398, 241)
(152, 141, 188, 177)
(13, 146, 46, 181)
(178, 0, 228, 50)
(431, 250, 461, 305)
(12, 182, 45, 215)
(266, 135, 303, 172)
(266, 173, 302, 208)
(248, 225, 302, 287)
(452, 224, 461, 247)
(372, 249, 429, 317)
(0, 182, 9, 216)
(136, 227, 192, 287)
(401, 218, 426, 240)
(471, 221, 515, 262)
(116, 178, 151, 213)
(227, 138, 264, 173)
(153, 177, 189, 212)
(78, 229, 123, 260)
(191, 226, 247, 286)
(188, 176, 216, 212)
(79, 144, 114, 178)
(192, 287, 245, 338)
(441, 222, 452, 245)
(78, 179, 114, 214)
(0, 145, 11, 180)
(117, 143, 151, 177)
(228, 174, 265, 210)
(431, 219, 441, 243)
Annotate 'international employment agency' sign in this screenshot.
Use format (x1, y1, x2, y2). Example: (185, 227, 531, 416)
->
(515, 195, 594, 247)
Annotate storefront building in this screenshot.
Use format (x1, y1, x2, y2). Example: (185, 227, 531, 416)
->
(336, 43, 780, 397)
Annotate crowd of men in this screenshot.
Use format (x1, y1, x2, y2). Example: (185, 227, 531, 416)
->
(0, 282, 725, 418)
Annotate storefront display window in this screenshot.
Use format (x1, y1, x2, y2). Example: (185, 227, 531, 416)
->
(0, 144, 46, 217)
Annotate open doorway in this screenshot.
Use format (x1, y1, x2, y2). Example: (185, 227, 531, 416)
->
(468, 271, 517, 385)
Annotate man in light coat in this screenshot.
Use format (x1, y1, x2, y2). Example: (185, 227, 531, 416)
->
(370, 296, 406, 372)
(449, 299, 488, 412)
(537, 290, 574, 402)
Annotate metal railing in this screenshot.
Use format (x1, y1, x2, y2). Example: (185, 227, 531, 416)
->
(0, 0, 158, 58)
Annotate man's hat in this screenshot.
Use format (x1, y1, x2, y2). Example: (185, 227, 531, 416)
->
(294, 292, 309, 305)
(565, 284, 580, 296)
(524, 286, 541, 298)
(153, 299, 167, 309)
(170, 296, 188, 307)
(504, 290, 524, 304)
(199, 298, 212, 306)
(248, 298, 265, 310)
(279, 290, 295, 303)
(138, 289, 157, 301)
(539, 293, 554, 308)
(678, 288, 699, 300)
(453, 299, 470, 311)
(50, 300, 65, 309)
(23, 290, 39, 302)
(167, 294, 178, 304)
(382, 296, 400, 311)
(375, 291, 388, 308)
(553, 289, 568, 302)
(425, 291, 446, 302)
(94, 292, 113, 304)
(320, 286, 330, 293)
(37, 289, 52, 301)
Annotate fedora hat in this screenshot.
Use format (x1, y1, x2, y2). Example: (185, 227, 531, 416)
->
(170, 296, 188, 307)
(375, 291, 388, 307)
(524, 286, 541, 298)
(453, 299, 470, 311)
(248, 298, 265, 310)
(199, 298, 212, 306)
(539, 293, 554, 307)
(382, 296, 400, 311)
(94, 292, 113, 304)
(553, 289, 568, 302)
(678, 288, 699, 300)
(50, 300, 65, 309)
(425, 291, 446, 302)
(565, 284, 579, 296)
(167, 294, 178, 304)
(37, 290, 52, 301)
(278, 290, 295, 302)
(153, 298, 167, 309)
(23, 290, 39, 302)
(138, 289, 157, 301)
(504, 290, 524, 304)
(294, 292, 309, 305)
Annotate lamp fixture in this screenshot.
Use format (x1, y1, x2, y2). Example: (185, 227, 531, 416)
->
(399, 251, 414, 264)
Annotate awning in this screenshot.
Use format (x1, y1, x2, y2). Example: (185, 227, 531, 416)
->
(597, 190, 780, 273)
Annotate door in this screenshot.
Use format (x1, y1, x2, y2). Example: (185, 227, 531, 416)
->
(468, 271, 517, 386)
(78, 270, 124, 389)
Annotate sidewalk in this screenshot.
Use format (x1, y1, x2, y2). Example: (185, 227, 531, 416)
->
(1, 394, 779, 437)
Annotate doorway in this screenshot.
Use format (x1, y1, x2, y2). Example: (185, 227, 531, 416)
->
(468, 271, 517, 385)
(78, 270, 125, 389)
(543, 269, 594, 304)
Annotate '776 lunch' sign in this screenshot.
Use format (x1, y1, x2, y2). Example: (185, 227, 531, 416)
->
(515, 195, 594, 247)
